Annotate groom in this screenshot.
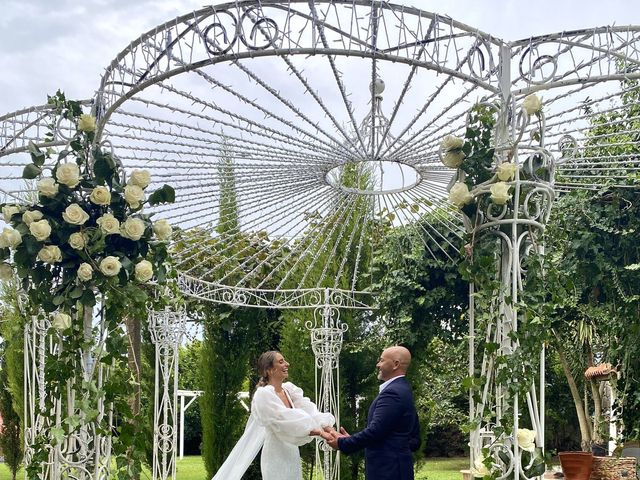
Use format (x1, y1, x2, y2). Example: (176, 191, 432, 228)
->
(327, 346, 420, 479)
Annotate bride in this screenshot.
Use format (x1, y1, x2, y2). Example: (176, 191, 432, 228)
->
(212, 351, 336, 480)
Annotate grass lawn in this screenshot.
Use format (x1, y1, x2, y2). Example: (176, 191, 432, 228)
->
(1, 456, 469, 479)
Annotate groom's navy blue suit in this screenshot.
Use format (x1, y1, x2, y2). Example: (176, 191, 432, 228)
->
(338, 376, 420, 480)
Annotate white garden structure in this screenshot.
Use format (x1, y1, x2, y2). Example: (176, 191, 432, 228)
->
(1, 1, 640, 479)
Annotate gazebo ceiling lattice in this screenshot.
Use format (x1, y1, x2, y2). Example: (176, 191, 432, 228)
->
(1, 1, 639, 309)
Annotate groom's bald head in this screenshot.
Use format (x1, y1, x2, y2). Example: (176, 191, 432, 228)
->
(376, 346, 412, 381)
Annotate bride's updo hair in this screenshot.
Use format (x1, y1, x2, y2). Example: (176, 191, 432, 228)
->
(257, 351, 280, 387)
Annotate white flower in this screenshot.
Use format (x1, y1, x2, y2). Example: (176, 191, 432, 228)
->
(69, 232, 87, 250)
(89, 186, 111, 206)
(62, 204, 90, 226)
(121, 217, 146, 241)
(78, 114, 96, 133)
(517, 428, 537, 453)
(29, 219, 52, 241)
(449, 182, 474, 207)
(0, 263, 13, 281)
(496, 162, 518, 181)
(2, 205, 20, 222)
(522, 94, 543, 116)
(37, 177, 59, 197)
(22, 210, 44, 226)
(38, 245, 62, 264)
(97, 214, 120, 235)
(440, 135, 465, 168)
(490, 182, 511, 205)
(134, 260, 154, 282)
(128, 169, 151, 189)
(99, 256, 122, 277)
(77, 262, 93, 282)
(471, 455, 491, 477)
(56, 163, 81, 188)
(153, 219, 172, 241)
(441, 135, 464, 151)
(0, 227, 22, 249)
(442, 151, 465, 168)
(51, 312, 72, 331)
(124, 184, 145, 209)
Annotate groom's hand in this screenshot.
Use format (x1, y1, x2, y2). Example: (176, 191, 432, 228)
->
(326, 426, 349, 450)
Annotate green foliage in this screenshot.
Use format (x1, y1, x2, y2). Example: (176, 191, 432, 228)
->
(0, 340, 23, 479)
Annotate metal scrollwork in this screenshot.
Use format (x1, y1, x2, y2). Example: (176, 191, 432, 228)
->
(203, 10, 238, 55)
(518, 43, 559, 84)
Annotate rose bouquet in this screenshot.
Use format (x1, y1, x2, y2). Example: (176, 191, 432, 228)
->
(0, 93, 175, 325)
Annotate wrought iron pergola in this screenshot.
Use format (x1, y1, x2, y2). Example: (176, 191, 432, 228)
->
(1, 1, 639, 479)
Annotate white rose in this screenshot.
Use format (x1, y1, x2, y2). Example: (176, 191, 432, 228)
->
(69, 232, 87, 250)
(522, 94, 543, 115)
(121, 217, 146, 241)
(56, 163, 81, 188)
(490, 181, 511, 205)
(124, 184, 145, 208)
(78, 114, 96, 133)
(517, 428, 537, 453)
(99, 256, 122, 277)
(128, 169, 151, 189)
(441, 134, 464, 151)
(472, 455, 491, 477)
(77, 262, 93, 282)
(37, 177, 60, 197)
(97, 214, 120, 235)
(2, 205, 20, 222)
(38, 245, 62, 264)
(449, 182, 473, 207)
(442, 151, 465, 168)
(29, 219, 52, 241)
(496, 162, 518, 181)
(89, 186, 112, 206)
(51, 312, 72, 331)
(134, 260, 154, 282)
(153, 219, 172, 241)
(0, 227, 22, 249)
(0, 263, 13, 281)
(22, 210, 44, 226)
(62, 204, 90, 226)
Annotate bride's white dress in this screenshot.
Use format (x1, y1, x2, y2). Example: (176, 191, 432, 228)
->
(211, 382, 334, 480)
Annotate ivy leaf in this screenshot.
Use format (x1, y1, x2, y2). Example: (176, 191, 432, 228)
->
(50, 426, 65, 445)
(69, 286, 84, 299)
(93, 155, 115, 185)
(23, 163, 42, 179)
(148, 185, 176, 206)
(28, 141, 46, 166)
(81, 289, 96, 307)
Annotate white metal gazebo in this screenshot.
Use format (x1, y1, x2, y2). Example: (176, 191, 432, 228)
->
(1, 1, 640, 479)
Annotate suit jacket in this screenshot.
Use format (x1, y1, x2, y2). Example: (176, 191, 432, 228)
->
(338, 376, 420, 480)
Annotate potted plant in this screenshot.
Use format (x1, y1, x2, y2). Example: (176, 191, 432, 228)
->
(559, 451, 593, 480)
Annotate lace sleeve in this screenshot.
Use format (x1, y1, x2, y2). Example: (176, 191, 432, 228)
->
(252, 385, 318, 446)
(284, 383, 335, 428)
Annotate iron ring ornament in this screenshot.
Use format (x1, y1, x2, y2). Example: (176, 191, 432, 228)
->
(202, 8, 280, 55)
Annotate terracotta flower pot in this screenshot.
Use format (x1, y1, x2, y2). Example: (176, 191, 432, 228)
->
(559, 451, 593, 480)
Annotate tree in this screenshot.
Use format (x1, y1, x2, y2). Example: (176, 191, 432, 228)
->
(0, 340, 23, 479)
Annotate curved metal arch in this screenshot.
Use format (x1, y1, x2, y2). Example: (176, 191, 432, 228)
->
(0, 100, 92, 159)
(94, 0, 506, 133)
(510, 25, 640, 93)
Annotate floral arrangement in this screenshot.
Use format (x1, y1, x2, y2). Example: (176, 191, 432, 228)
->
(0, 92, 175, 477)
(0, 93, 175, 321)
(441, 93, 545, 227)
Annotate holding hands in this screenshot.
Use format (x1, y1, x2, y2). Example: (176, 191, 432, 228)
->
(310, 426, 349, 449)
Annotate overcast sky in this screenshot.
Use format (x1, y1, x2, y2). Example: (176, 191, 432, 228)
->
(1, 0, 639, 115)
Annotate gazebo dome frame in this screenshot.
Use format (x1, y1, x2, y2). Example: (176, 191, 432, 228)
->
(1, 2, 640, 479)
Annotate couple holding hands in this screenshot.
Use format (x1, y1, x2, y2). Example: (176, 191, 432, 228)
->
(212, 346, 420, 480)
